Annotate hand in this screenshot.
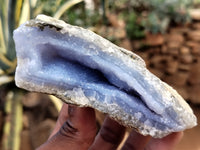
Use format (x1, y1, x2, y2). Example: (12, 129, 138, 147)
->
(36, 104, 183, 150)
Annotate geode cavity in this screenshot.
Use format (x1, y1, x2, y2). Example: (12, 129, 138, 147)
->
(13, 15, 197, 138)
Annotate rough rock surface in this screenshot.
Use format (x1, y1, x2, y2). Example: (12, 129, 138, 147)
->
(13, 15, 197, 138)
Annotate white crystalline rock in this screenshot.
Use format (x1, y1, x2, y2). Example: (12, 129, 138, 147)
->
(13, 14, 197, 138)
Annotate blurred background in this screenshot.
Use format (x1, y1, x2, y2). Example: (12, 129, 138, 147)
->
(0, 0, 200, 150)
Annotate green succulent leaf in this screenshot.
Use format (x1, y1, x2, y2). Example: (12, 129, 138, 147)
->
(2, 91, 23, 150)
(0, 0, 31, 79)
(54, 0, 84, 19)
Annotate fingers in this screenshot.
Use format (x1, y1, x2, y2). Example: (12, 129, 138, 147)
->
(37, 103, 183, 150)
(121, 131, 183, 150)
(48, 103, 69, 139)
(37, 104, 97, 150)
(121, 130, 151, 150)
(66, 105, 97, 143)
(89, 117, 126, 150)
(145, 132, 184, 150)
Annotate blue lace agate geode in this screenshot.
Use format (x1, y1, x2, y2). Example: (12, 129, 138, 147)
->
(13, 15, 197, 138)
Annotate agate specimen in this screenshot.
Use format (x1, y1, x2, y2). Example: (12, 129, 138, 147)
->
(13, 15, 197, 138)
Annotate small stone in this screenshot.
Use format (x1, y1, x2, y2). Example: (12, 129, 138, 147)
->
(167, 42, 181, 49)
(170, 26, 189, 34)
(192, 23, 200, 29)
(191, 47, 200, 55)
(145, 33, 164, 46)
(189, 9, 200, 20)
(187, 30, 200, 41)
(188, 61, 200, 84)
(178, 64, 190, 71)
(165, 59, 179, 74)
(168, 48, 179, 56)
(187, 85, 200, 104)
(149, 55, 165, 69)
(180, 54, 193, 64)
(165, 33, 184, 43)
(161, 45, 168, 54)
(186, 41, 200, 49)
(180, 46, 190, 55)
(163, 72, 188, 86)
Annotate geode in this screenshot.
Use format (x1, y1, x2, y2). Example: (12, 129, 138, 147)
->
(13, 14, 197, 138)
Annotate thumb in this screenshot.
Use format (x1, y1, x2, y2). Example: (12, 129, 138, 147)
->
(37, 104, 97, 150)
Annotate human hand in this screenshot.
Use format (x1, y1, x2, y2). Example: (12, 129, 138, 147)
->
(36, 103, 183, 150)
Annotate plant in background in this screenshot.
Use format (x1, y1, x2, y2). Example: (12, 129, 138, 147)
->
(108, 0, 193, 37)
(110, 0, 193, 35)
(34, 0, 102, 28)
(193, 0, 200, 7)
(0, 0, 31, 149)
(141, 0, 192, 33)
(126, 12, 145, 39)
(141, 12, 170, 34)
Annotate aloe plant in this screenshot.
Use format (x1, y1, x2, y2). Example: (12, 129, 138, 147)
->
(2, 91, 23, 150)
(0, 0, 31, 81)
(0, 0, 31, 149)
